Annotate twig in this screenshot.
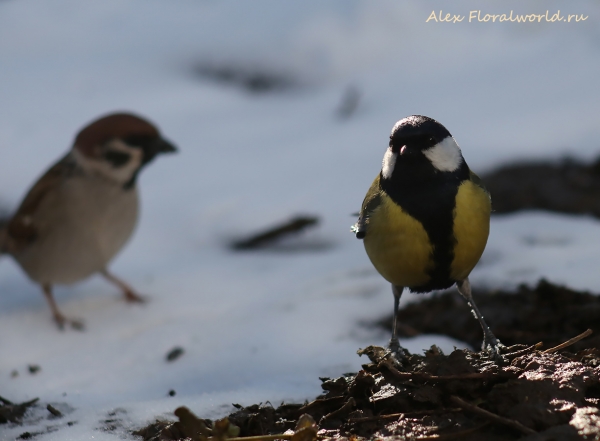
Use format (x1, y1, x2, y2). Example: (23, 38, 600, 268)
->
(23, 398, 40, 406)
(298, 396, 345, 413)
(412, 372, 505, 381)
(450, 396, 535, 435)
(224, 436, 293, 441)
(504, 342, 543, 360)
(414, 423, 489, 440)
(231, 216, 319, 250)
(380, 360, 511, 381)
(543, 329, 593, 354)
(223, 435, 330, 441)
(0, 395, 14, 405)
(320, 397, 355, 422)
(47, 404, 63, 417)
(349, 408, 462, 423)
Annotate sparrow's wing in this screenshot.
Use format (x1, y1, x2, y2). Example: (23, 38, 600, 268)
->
(352, 175, 382, 239)
(3, 154, 77, 253)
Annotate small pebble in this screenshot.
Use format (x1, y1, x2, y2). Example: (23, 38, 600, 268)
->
(166, 347, 185, 362)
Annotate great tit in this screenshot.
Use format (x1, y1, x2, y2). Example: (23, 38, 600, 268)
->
(353, 115, 502, 358)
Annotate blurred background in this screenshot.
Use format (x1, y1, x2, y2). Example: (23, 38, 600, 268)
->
(1, 1, 600, 439)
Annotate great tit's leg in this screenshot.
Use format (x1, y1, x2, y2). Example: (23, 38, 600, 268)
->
(389, 285, 408, 359)
(41, 284, 84, 330)
(456, 278, 504, 356)
(101, 269, 145, 303)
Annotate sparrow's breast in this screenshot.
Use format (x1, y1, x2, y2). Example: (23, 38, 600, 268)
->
(15, 175, 139, 285)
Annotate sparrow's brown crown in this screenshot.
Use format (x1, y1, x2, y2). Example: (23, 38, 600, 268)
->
(74, 113, 161, 157)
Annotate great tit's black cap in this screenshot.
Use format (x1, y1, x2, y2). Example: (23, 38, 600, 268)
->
(390, 115, 452, 150)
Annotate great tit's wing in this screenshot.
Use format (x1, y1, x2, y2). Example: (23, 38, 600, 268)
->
(3, 154, 76, 254)
(469, 170, 490, 196)
(352, 175, 382, 239)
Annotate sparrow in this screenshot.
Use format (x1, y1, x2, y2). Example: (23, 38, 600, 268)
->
(353, 115, 503, 357)
(0, 112, 177, 329)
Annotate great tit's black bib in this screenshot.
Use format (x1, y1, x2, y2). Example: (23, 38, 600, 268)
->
(380, 156, 471, 292)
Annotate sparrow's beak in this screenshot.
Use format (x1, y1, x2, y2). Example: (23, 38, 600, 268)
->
(155, 138, 178, 154)
(140, 137, 178, 165)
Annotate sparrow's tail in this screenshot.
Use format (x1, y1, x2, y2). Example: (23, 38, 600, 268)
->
(0, 215, 8, 254)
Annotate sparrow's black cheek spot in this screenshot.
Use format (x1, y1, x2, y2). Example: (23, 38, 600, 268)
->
(104, 150, 131, 168)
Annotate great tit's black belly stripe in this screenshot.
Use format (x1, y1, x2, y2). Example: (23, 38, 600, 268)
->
(380, 162, 470, 292)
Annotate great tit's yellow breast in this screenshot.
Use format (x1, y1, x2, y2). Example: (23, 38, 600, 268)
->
(363, 193, 433, 287)
(450, 180, 491, 280)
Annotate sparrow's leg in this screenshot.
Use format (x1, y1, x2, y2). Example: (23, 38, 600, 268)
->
(101, 269, 145, 303)
(389, 285, 408, 359)
(41, 284, 84, 330)
(456, 278, 504, 357)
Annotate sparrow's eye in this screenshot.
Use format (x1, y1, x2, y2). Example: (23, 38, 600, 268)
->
(123, 135, 155, 148)
(104, 150, 131, 167)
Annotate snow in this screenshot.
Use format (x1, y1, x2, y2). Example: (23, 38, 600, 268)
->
(1, 0, 600, 439)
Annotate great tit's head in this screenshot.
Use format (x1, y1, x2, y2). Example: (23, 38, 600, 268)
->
(381, 115, 463, 180)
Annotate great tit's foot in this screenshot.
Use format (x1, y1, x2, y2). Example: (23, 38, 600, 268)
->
(482, 339, 506, 362)
(388, 338, 409, 362)
(482, 332, 505, 351)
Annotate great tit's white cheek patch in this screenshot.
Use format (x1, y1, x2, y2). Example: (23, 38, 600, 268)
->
(423, 136, 463, 172)
(382, 148, 397, 179)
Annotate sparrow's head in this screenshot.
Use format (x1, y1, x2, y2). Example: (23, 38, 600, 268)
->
(381, 115, 464, 182)
(72, 112, 177, 187)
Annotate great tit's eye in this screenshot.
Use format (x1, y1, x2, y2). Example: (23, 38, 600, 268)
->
(104, 150, 131, 167)
(429, 136, 435, 143)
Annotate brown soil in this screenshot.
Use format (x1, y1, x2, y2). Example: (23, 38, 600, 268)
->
(132, 280, 600, 440)
(133, 342, 600, 440)
(379, 279, 600, 352)
(482, 157, 600, 217)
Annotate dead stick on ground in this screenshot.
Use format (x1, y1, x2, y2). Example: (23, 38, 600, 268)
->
(414, 423, 489, 440)
(224, 435, 330, 441)
(349, 408, 462, 423)
(381, 360, 509, 381)
(231, 216, 319, 250)
(450, 396, 535, 435)
(298, 396, 345, 413)
(320, 397, 356, 422)
(505, 342, 543, 360)
(223, 436, 293, 441)
(47, 404, 63, 417)
(543, 329, 593, 354)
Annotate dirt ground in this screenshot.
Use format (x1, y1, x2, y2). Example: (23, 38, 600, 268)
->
(3, 287, 600, 441)
(130, 280, 600, 441)
(4, 283, 600, 440)
(379, 279, 600, 353)
(482, 156, 600, 218)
